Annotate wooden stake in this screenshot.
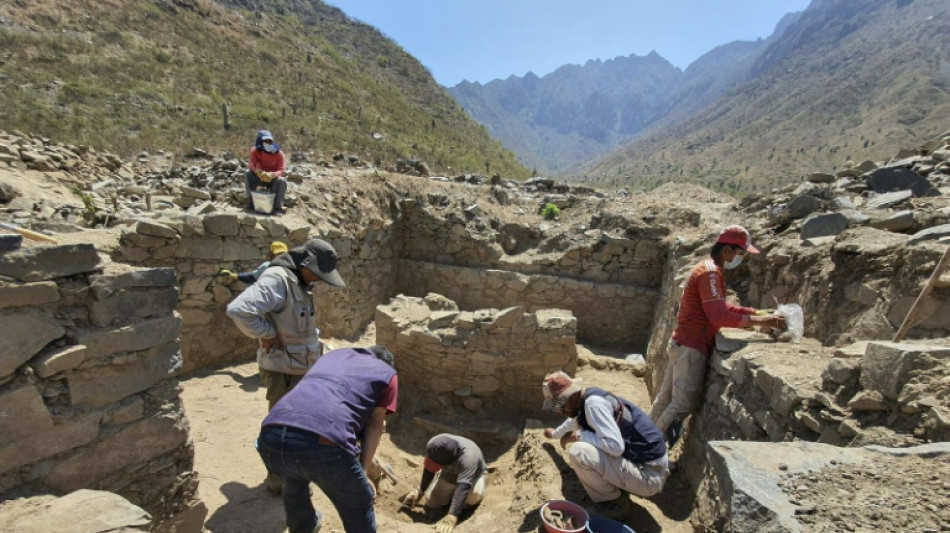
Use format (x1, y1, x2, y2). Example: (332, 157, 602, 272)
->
(893, 245, 950, 342)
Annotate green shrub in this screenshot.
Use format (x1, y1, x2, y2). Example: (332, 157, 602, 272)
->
(541, 203, 561, 220)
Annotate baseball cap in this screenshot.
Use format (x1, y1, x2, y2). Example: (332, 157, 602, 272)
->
(299, 239, 345, 287)
(541, 371, 584, 412)
(716, 225, 759, 254)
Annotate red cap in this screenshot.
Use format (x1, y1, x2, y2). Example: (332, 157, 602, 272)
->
(716, 225, 759, 254)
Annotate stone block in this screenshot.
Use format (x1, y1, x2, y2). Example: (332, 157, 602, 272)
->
(222, 240, 262, 261)
(488, 306, 524, 329)
(866, 166, 938, 197)
(0, 310, 65, 377)
(908, 223, 950, 245)
(88, 287, 179, 327)
(0, 489, 152, 532)
(33, 344, 86, 378)
(181, 185, 211, 199)
(869, 210, 915, 232)
(822, 357, 860, 386)
(203, 213, 240, 236)
(848, 390, 889, 412)
(179, 308, 214, 326)
(807, 172, 835, 184)
(801, 213, 849, 240)
(861, 342, 950, 399)
(68, 341, 181, 407)
(0, 386, 54, 446)
(45, 413, 188, 492)
(89, 267, 177, 300)
(104, 397, 145, 426)
(0, 281, 60, 309)
(75, 314, 182, 361)
(770, 379, 804, 417)
(181, 277, 211, 295)
(844, 282, 878, 306)
(535, 309, 576, 330)
(176, 238, 224, 260)
(135, 220, 177, 239)
(755, 368, 775, 397)
(0, 243, 101, 282)
(0, 233, 22, 251)
(0, 416, 99, 475)
(865, 190, 913, 209)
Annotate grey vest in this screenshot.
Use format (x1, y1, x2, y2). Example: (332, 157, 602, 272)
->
(257, 266, 321, 375)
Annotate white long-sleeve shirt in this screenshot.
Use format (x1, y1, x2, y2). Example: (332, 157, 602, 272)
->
(550, 395, 625, 457)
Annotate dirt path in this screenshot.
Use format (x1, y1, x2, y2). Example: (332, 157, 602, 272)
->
(180, 344, 695, 533)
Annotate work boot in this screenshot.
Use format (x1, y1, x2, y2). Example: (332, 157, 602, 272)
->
(586, 496, 632, 521)
(266, 473, 283, 495)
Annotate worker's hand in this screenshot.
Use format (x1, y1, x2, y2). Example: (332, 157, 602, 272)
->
(402, 489, 421, 509)
(543, 428, 555, 439)
(218, 269, 238, 284)
(260, 170, 274, 183)
(260, 336, 283, 352)
(559, 431, 578, 450)
(765, 315, 788, 330)
(754, 308, 775, 316)
(435, 515, 458, 533)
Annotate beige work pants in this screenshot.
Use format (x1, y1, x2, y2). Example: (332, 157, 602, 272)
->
(567, 442, 668, 502)
(260, 369, 304, 411)
(648, 339, 707, 433)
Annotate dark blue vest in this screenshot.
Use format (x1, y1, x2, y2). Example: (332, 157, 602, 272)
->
(576, 387, 666, 463)
(263, 347, 396, 456)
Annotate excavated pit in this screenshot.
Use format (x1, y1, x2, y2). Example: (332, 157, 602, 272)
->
(5, 134, 950, 531)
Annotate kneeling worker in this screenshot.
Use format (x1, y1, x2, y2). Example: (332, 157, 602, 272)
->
(542, 371, 668, 521)
(403, 433, 487, 533)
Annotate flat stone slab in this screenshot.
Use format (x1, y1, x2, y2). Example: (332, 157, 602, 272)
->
(0, 489, 150, 533)
(0, 243, 101, 281)
(800, 213, 849, 240)
(908, 223, 950, 245)
(865, 189, 912, 209)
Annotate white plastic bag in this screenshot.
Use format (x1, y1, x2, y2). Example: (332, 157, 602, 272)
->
(776, 303, 804, 343)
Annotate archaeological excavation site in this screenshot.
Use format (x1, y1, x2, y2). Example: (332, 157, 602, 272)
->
(2, 128, 950, 533)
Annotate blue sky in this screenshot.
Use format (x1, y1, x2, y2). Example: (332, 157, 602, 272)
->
(325, 1, 813, 87)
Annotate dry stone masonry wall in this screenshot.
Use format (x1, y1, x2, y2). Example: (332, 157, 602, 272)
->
(0, 244, 204, 531)
(375, 293, 577, 416)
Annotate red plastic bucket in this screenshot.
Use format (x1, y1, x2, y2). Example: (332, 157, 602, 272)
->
(540, 500, 589, 533)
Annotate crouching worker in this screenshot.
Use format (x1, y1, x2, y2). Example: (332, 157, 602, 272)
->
(257, 345, 398, 533)
(541, 371, 668, 521)
(402, 434, 487, 533)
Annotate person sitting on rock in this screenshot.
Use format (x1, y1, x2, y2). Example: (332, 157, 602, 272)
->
(219, 240, 289, 285)
(246, 129, 288, 214)
(402, 433, 487, 533)
(648, 225, 786, 445)
(542, 371, 668, 521)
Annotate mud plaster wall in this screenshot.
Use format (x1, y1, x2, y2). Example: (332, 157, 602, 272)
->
(0, 243, 203, 531)
(375, 294, 578, 416)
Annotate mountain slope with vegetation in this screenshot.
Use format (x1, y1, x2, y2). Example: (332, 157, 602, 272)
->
(0, 0, 527, 177)
(586, 0, 950, 194)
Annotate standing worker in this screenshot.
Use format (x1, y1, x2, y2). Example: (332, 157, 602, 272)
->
(402, 434, 487, 533)
(257, 345, 398, 533)
(648, 225, 787, 443)
(541, 371, 668, 521)
(246, 129, 288, 214)
(219, 240, 289, 285)
(226, 238, 345, 493)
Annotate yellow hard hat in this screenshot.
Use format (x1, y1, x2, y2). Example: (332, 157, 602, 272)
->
(270, 241, 288, 255)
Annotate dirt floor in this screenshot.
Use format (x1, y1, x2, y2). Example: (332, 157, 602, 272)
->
(180, 341, 695, 533)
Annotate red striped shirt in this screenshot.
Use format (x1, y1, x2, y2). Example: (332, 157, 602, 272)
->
(672, 258, 754, 355)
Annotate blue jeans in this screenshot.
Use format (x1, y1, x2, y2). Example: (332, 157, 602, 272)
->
(257, 425, 376, 533)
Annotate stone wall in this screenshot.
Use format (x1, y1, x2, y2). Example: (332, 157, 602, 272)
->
(394, 199, 668, 348)
(115, 214, 401, 372)
(375, 293, 577, 416)
(678, 330, 950, 490)
(0, 243, 204, 532)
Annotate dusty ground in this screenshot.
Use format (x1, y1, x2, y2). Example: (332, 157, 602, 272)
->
(779, 454, 950, 532)
(180, 340, 695, 533)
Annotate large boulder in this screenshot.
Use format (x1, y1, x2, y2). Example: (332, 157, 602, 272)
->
(866, 167, 939, 197)
(801, 213, 849, 240)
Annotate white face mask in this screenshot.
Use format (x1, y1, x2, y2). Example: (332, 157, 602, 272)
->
(724, 253, 745, 270)
(263, 143, 277, 153)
